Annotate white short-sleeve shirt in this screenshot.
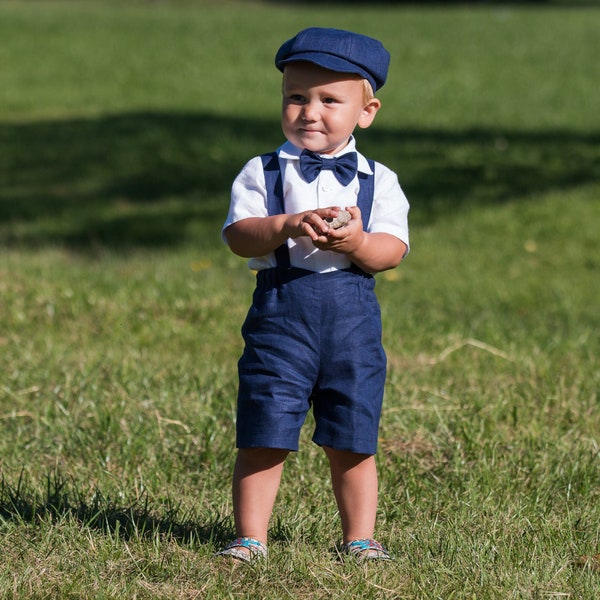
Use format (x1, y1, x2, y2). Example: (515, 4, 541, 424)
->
(222, 137, 410, 273)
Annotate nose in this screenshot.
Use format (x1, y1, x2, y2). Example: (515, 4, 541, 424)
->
(301, 100, 319, 122)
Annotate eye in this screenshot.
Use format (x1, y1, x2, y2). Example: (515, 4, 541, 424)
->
(323, 97, 337, 104)
(287, 94, 305, 103)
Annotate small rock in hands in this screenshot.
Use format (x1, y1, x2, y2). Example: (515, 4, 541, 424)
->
(326, 209, 351, 230)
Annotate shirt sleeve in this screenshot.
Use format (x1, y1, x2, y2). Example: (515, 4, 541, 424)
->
(221, 156, 268, 242)
(369, 162, 410, 254)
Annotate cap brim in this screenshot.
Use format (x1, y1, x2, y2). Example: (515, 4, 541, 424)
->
(277, 52, 376, 90)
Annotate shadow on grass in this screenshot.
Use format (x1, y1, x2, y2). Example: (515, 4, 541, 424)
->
(267, 0, 600, 5)
(1, 111, 598, 250)
(0, 471, 232, 546)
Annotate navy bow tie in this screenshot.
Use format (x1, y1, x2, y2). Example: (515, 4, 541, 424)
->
(299, 150, 358, 186)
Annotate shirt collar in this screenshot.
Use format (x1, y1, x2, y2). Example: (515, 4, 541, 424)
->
(277, 136, 373, 175)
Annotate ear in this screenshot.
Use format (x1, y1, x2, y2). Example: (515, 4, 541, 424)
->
(357, 98, 381, 129)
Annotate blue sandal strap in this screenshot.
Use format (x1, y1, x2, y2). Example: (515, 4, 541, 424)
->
(341, 538, 392, 561)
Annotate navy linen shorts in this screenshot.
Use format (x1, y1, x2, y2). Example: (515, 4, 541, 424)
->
(236, 266, 387, 455)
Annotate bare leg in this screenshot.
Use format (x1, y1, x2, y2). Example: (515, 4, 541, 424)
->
(232, 447, 290, 546)
(323, 446, 378, 543)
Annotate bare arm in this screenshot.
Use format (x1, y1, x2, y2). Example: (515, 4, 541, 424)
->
(223, 208, 342, 259)
(225, 206, 406, 273)
(347, 232, 407, 273)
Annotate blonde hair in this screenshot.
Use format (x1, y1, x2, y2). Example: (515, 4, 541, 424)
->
(360, 78, 375, 104)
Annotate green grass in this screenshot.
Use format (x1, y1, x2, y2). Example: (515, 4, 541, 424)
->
(1, 1, 599, 597)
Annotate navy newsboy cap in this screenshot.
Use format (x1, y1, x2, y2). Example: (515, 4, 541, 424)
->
(275, 27, 390, 92)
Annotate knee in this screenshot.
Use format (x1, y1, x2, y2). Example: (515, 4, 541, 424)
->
(322, 445, 373, 468)
(237, 447, 290, 467)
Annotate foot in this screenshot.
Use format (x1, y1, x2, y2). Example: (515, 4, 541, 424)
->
(215, 537, 267, 563)
(341, 538, 392, 561)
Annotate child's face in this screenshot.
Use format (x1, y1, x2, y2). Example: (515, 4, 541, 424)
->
(281, 61, 380, 155)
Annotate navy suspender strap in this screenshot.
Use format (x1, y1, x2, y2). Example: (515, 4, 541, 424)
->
(356, 159, 375, 228)
(261, 152, 285, 216)
(260, 152, 375, 269)
(260, 152, 291, 268)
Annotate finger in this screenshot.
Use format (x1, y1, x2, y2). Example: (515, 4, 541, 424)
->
(302, 221, 320, 240)
(308, 214, 331, 235)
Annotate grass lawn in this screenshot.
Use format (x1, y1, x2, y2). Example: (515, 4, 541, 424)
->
(1, 1, 599, 597)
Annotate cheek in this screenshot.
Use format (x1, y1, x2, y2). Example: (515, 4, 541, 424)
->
(282, 104, 298, 121)
(328, 109, 354, 131)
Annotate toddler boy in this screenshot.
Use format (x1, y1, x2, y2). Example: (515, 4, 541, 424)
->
(218, 27, 409, 562)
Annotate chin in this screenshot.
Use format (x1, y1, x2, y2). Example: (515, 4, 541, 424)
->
(302, 142, 339, 155)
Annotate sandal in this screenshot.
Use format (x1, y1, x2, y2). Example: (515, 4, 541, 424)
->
(341, 538, 392, 561)
(215, 537, 267, 563)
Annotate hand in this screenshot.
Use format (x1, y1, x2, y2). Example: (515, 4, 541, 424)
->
(284, 207, 343, 240)
(310, 205, 366, 255)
